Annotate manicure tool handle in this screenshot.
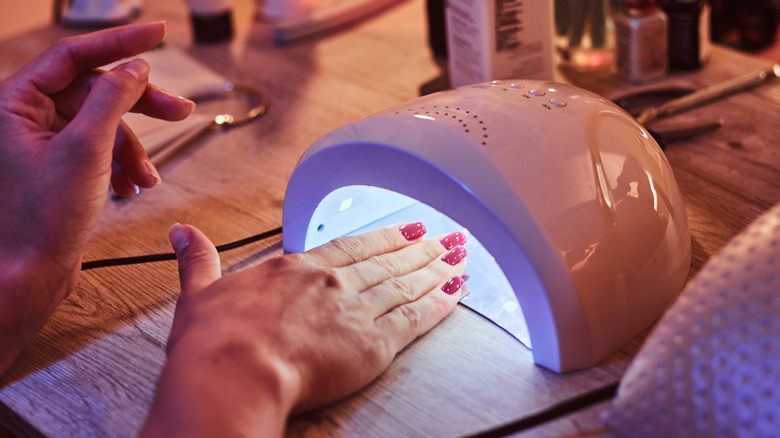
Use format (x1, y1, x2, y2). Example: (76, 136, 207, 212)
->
(636, 64, 780, 125)
(147, 117, 217, 169)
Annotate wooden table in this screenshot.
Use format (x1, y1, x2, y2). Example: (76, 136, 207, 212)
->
(1, 1, 778, 436)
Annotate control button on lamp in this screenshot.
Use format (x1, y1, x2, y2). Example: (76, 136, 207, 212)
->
(549, 98, 568, 108)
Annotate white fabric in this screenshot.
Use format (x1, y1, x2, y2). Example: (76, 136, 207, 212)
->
(604, 203, 780, 437)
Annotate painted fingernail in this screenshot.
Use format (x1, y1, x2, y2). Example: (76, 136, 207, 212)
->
(145, 160, 162, 186)
(439, 231, 467, 250)
(123, 58, 150, 81)
(399, 222, 426, 241)
(441, 246, 467, 266)
(441, 275, 469, 295)
(168, 223, 190, 253)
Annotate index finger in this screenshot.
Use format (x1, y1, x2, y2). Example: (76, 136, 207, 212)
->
(19, 21, 167, 95)
(302, 222, 427, 268)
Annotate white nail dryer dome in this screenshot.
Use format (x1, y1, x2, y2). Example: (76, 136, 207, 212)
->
(282, 80, 691, 373)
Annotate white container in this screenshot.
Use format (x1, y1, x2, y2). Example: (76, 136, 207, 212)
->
(446, 0, 555, 87)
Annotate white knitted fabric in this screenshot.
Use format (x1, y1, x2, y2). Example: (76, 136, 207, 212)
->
(604, 203, 780, 437)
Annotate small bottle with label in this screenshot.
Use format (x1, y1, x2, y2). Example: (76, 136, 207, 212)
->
(662, 0, 711, 70)
(616, 0, 668, 84)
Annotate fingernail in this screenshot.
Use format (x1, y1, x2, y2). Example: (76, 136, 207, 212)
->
(180, 96, 196, 114)
(399, 222, 426, 241)
(168, 223, 190, 253)
(123, 58, 150, 81)
(441, 246, 467, 266)
(441, 275, 469, 295)
(145, 160, 162, 186)
(439, 231, 467, 250)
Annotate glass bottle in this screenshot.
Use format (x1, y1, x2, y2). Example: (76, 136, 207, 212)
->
(616, 0, 668, 83)
(555, 0, 623, 72)
(661, 0, 711, 70)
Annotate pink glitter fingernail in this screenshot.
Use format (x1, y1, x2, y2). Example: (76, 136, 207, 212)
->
(441, 275, 469, 295)
(399, 222, 426, 241)
(439, 231, 467, 250)
(441, 246, 467, 266)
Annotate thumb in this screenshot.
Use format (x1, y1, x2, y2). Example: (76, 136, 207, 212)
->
(61, 58, 151, 162)
(168, 223, 221, 297)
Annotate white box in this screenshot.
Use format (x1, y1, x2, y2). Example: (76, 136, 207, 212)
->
(446, 0, 555, 87)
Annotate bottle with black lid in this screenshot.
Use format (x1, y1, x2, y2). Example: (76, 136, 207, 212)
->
(661, 0, 711, 69)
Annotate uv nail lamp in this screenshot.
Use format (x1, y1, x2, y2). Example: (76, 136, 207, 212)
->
(282, 80, 691, 373)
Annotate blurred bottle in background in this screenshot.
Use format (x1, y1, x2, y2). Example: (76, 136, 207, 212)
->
(185, 0, 234, 44)
(660, 0, 711, 70)
(710, 0, 780, 51)
(57, 0, 142, 26)
(616, 0, 668, 83)
(555, 0, 623, 72)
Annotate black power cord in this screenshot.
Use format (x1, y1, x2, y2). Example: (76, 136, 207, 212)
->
(81, 226, 283, 271)
(462, 380, 620, 438)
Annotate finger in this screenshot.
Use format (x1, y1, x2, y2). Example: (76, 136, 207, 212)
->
(302, 222, 427, 268)
(110, 160, 140, 198)
(340, 231, 467, 291)
(19, 21, 167, 95)
(169, 223, 221, 297)
(362, 246, 467, 316)
(52, 72, 195, 123)
(376, 275, 468, 353)
(49, 70, 99, 123)
(58, 59, 151, 164)
(131, 83, 196, 121)
(113, 120, 161, 189)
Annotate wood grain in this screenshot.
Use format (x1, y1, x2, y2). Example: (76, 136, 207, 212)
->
(1, 1, 778, 436)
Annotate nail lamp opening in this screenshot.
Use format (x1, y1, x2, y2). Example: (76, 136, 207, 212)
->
(282, 80, 691, 373)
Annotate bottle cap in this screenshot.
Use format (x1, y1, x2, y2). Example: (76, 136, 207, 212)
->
(191, 10, 234, 43)
(624, 0, 657, 11)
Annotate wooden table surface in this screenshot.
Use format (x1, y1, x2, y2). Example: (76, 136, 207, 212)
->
(1, 1, 779, 436)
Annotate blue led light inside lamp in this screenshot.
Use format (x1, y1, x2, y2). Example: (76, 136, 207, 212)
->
(308, 185, 531, 348)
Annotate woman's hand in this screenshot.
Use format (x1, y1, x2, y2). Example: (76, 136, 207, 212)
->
(141, 222, 468, 437)
(0, 22, 195, 376)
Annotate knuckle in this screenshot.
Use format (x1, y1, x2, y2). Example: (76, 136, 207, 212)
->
(367, 255, 405, 280)
(328, 235, 371, 262)
(399, 304, 425, 334)
(265, 254, 297, 271)
(384, 276, 417, 303)
(93, 69, 133, 94)
(271, 254, 344, 288)
(316, 266, 343, 289)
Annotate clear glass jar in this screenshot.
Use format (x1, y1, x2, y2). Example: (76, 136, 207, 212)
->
(555, 0, 623, 72)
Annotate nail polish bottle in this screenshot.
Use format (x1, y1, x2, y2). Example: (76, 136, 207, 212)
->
(661, 0, 712, 70)
(186, 0, 235, 44)
(616, 0, 669, 84)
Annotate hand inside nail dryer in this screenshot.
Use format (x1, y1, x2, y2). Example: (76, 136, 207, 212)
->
(140, 223, 468, 437)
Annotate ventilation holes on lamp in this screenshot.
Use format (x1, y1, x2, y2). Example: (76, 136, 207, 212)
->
(395, 105, 490, 147)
